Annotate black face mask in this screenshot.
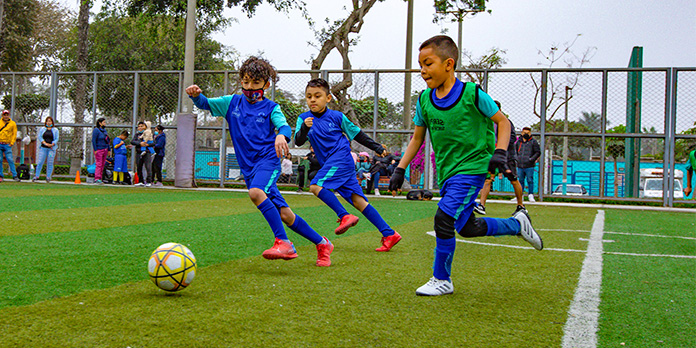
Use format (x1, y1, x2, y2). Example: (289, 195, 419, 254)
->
(523, 134, 531, 140)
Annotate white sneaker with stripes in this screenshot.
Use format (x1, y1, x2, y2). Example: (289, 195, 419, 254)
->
(416, 277, 454, 296)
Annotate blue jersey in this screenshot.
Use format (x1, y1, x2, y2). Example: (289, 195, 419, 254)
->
(191, 94, 292, 176)
(113, 138, 127, 156)
(295, 108, 361, 168)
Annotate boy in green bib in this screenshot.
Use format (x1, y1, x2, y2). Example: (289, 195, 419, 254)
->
(685, 149, 695, 198)
(389, 35, 544, 296)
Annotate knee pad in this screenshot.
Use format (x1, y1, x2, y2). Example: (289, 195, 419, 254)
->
(458, 213, 488, 238)
(434, 208, 456, 240)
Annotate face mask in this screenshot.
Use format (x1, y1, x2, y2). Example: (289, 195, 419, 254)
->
(523, 134, 531, 140)
(154, 131, 159, 136)
(46, 124, 53, 128)
(138, 130, 144, 134)
(242, 87, 264, 102)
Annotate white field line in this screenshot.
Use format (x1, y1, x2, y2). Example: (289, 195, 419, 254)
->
(539, 228, 696, 241)
(561, 210, 605, 348)
(604, 251, 696, 259)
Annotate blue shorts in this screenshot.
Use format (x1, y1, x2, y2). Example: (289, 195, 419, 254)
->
(244, 166, 289, 209)
(311, 164, 368, 205)
(439, 174, 486, 232)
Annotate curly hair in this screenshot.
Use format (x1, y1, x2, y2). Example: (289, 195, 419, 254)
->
(239, 56, 278, 84)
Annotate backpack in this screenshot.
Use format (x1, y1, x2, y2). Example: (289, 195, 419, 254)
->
(17, 163, 30, 180)
(406, 190, 434, 201)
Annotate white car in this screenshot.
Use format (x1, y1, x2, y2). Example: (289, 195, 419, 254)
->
(552, 184, 589, 196)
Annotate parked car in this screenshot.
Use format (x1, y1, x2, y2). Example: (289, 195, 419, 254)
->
(552, 184, 589, 196)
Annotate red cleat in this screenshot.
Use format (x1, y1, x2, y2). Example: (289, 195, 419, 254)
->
(262, 238, 298, 260)
(334, 214, 359, 235)
(376, 231, 402, 252)
(316, 237, 334, 267)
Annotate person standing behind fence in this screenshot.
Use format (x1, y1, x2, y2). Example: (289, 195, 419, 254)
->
(0, 110, 19, 182)
(685, 148, 695, 199)
(516, 126, 541, 202)
(112, 130, 132, 185)
(133, 121, 154, 187)
(152, 124, 166, 186)
(279, 152, 293, 183)
(92, 117, 109, 185)
(33, 116, 59, 183)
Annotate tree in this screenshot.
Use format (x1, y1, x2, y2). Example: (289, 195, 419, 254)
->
(432, 0, 489, 23)
(67, 0, 92, 174)
(578, 111, 603, 133)
(30, 0, 75, 72)
(531, 120, 599, 161)
(308, 0, 384, 127)
(529, 35, 597, 123)
(606, 124, 626, 197)
(0, 0, 37, 72)
(460, 47, 507, 84)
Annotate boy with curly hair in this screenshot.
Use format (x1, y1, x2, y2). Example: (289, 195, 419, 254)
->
(186, 57, 334, 267)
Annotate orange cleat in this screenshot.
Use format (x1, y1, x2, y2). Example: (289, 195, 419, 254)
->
(262, 238, 298, 260)
(375, 231, 402, 252)
(315, 237, 334, 267)
(334, 214, 359, 235)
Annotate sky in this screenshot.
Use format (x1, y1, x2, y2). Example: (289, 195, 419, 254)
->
(213, 0, 696, 70)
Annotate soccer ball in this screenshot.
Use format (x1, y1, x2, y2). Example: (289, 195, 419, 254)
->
(148, 243, 197, 292)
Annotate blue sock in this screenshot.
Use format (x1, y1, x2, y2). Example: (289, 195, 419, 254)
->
(317, 188, 349, 218)
(482, 217, 521, 237)
(257, 198, 288, 240)
(433, 237, 456, 281)
(288, 214, 323, 245)
(361, 204, 394, 237)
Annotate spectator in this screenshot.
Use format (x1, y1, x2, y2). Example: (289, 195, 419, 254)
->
(152, 124, 166, 186)
(298, 146, 321, 191)
(112, 130, 132, 185)
(356, 154, 371, 185)
(33, 116, 59, 183)
(279, 152, 293, 183)
(516, 126, 541, 202)
(132, 121, 154, 187)
(91, 117, 109, 185)
(0, 110, 19, 182)
(685, 147, 695, 199)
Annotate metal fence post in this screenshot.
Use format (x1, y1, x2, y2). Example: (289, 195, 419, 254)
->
(373, 71, 379, 140)
(219, 71, 229, 187)
(538, 70, 548, 201)
(670, 68, 680, 205)
(664, 68, 674, 207)
(92, 73, 98, 123)
(10, 74, 16, 115)
(599, 70, 608, 198)
(130, 72, 140, 172)
(49, 72, 57, 122)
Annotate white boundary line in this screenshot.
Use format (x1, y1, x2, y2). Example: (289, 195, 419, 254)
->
(539, 228, 696, 241)
(561, 210, 605, 348)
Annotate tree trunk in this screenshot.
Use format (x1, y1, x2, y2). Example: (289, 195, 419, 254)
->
(69, 0, 91, 175)
(309, 0, 379, 128)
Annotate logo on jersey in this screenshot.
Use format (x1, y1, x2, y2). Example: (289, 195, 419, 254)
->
(256, 112, 266, 123)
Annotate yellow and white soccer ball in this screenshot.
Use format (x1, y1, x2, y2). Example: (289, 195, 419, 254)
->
(148, 243, 197, 292)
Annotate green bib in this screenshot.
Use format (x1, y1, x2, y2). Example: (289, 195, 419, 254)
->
(689, 150, 696, 170)
(418, 82, 495, 186)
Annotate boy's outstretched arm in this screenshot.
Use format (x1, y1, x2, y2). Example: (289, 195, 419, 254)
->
(488, 112, 512, 176)
(389, 125, 427, 192)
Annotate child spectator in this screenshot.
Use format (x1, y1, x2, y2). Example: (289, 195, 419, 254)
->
(112, 130, 132, 185)
(295, 78, 401, 252)
(390, 35, 543, 296)
(153, 125, 166, 186)
(279, 152, 293, 183)
(186, 56, 333, 267)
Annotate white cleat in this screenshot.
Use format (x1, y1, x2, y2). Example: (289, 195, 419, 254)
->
(513, 209, 543, 250)
(416, 277, 454, 296)
(528, 193, 536, 202)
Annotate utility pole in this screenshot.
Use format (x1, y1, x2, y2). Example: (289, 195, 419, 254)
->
(435, 1, 486, 80)
(402, 0, 414, 133)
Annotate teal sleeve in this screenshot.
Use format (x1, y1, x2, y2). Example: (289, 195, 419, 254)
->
(271, 105, 292, 139)
(295, 117, 304, 137)
(413, 99, 426, 127)
(206, 95, 235, 117)
(341, 115, 361, 140)
(476, 89, 500, 118)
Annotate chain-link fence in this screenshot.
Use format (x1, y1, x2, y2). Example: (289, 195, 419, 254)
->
(1, 68, 694, 206)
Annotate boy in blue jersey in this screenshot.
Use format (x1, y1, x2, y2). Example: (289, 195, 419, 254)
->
(295, 78, 402, 252)
(112, 130, 132, 185)
(389, 36, 543, 296)
(185, 57, 334, 267)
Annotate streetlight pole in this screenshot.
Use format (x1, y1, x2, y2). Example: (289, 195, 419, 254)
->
(457, 9, 464, 80)
(434, 1, 485, 80)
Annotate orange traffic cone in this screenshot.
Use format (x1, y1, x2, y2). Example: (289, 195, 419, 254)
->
(74, 170, 82, 184)
(133, 172, 139, 184)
